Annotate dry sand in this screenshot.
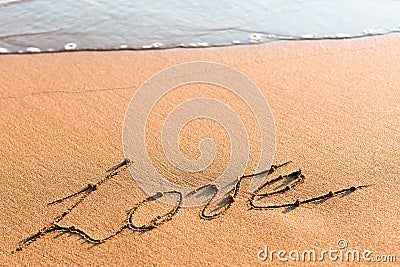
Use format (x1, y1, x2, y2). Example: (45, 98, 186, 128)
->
(0, 34, 399, 266)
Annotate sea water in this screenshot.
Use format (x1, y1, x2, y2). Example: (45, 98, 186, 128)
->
(0, 0, 399, 53)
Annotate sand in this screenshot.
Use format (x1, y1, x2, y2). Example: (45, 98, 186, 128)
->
(0, 34, 399, 266)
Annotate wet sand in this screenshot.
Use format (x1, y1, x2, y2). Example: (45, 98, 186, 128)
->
(0, 34, 399, 266)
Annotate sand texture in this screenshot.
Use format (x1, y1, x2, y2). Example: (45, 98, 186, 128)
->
(0, 34, 399, 266)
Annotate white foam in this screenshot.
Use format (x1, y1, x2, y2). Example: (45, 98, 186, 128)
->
(363, 29, 373, 36)
(26, 47, 41, 53)
(336, 33, 351, 38)
(301, 34, 317, 38)
(0, 48, 8, 53)
(151, 42, 163, 48)
(64, 42, 77, 50)
(249, 34, 262, 41)
(279, 36, 294, 39)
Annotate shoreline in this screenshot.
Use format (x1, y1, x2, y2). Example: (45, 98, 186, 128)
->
(1, 31, 400, 55)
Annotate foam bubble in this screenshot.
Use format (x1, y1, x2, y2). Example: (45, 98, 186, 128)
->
(363, 29, 373, 36)
(119, 44, 128, 49)
(301, 34, 316, 38)
(0, 48, 8, 53)
(279, 36, 294, 39)
(336, 33, 350, 38)
(26, 47, 41, 53)
(64, 42, 77, 50)
(232, 40, 241, 44)
(249, 34, 262, 42)
(151, 42, 163, 48)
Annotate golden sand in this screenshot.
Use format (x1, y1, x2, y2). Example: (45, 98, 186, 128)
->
(1, 34, 399, 266)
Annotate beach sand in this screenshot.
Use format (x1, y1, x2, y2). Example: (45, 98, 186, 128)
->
(0, 34, 399, 266)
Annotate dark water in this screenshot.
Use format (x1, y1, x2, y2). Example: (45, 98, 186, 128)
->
(0, 0, 399, 53)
